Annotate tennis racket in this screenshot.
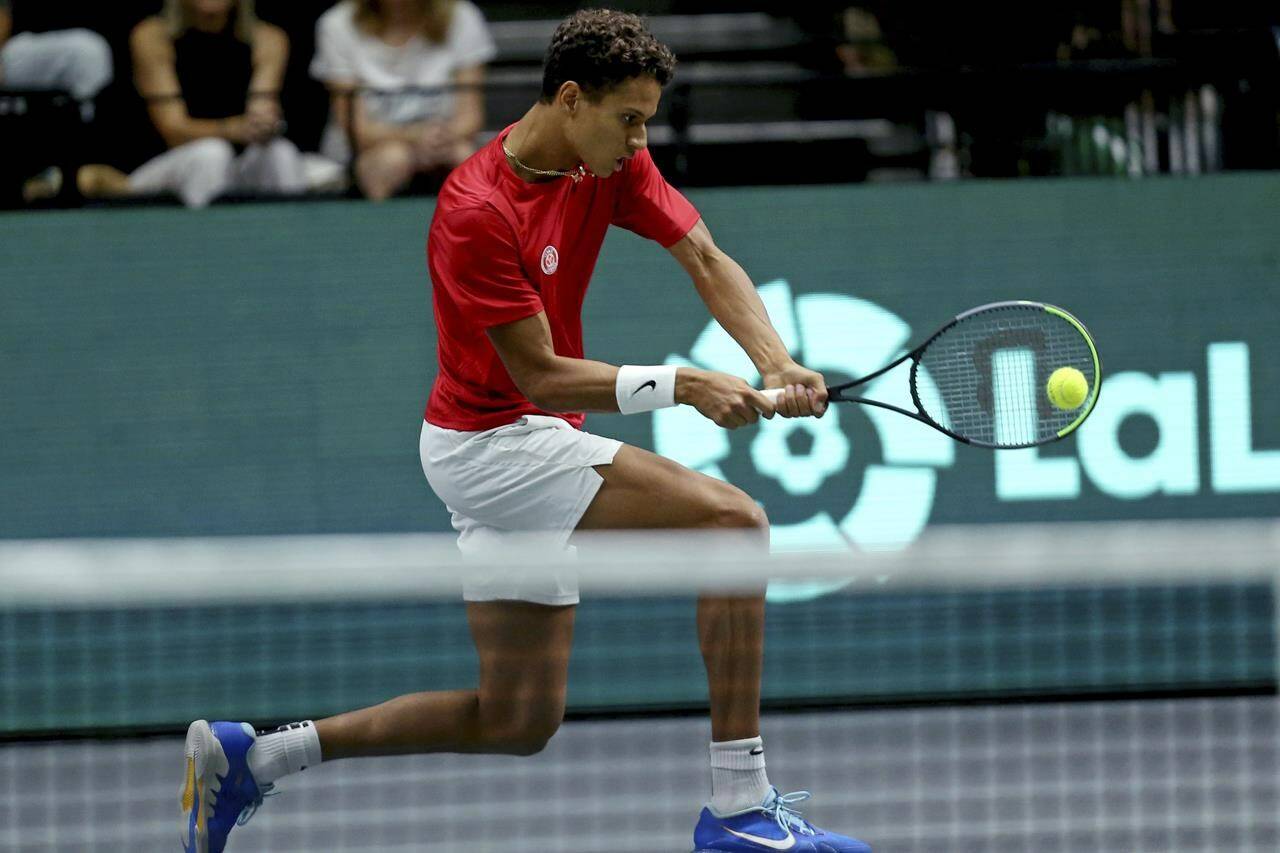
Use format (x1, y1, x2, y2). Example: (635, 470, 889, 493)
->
(762, 300, 1102, 448)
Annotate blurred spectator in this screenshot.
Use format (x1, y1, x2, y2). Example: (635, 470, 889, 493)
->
(84, 0, 307, 208)
(310, 0, 495, 200)
(0, 0, 112, 121)
(835, 7, 897, 76)
(1056, 1, 1132, 62)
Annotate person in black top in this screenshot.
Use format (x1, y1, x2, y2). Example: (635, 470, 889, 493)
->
(120, 0, 305, 207)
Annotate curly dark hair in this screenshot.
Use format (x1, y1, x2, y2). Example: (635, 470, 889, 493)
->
(540, 9, 677, 102)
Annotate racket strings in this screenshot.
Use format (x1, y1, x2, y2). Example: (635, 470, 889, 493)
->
(915, 305, 1097, 447)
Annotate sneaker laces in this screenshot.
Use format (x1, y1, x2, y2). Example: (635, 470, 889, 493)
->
(762, 789, 817, 837)
(235, 782, 277, 827)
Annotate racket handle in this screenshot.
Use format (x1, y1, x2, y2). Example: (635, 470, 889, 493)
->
(760, 388, 785, 404)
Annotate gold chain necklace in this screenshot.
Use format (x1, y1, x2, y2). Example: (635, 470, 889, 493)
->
(502, 141, 586, 184)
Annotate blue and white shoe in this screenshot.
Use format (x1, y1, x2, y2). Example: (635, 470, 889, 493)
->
(180, 720, 273, 853)
(693, 788, 872, 852)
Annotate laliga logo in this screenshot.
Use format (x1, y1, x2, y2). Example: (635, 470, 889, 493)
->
(654, 280, 954, 603)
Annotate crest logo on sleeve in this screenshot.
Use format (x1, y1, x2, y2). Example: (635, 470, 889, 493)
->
(654, 280, 955, 603)
(540, 245, 559, 275)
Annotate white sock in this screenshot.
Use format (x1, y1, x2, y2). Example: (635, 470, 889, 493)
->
(709, 736, 771, 815)
(247, 720, 323, 786)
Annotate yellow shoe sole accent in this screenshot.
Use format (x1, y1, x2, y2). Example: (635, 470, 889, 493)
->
(181, 756, 196, 812)
(182, 720, 217, 852)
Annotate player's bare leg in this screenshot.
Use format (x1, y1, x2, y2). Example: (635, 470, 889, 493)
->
(575, 444, 769, 742)
(316, 600, 575, 757)
(574, 444, 870, 850)
(695, 593, 766, 741)
(319, 445, 767, 759)
(181, 602, 573, 851)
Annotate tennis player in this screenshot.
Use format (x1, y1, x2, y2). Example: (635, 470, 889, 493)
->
(181, 10, 870, 853)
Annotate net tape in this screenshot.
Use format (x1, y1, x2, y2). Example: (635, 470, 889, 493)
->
(3, 519, 1277, 607)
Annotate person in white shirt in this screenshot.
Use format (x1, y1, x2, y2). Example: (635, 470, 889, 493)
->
(310, 0, 496, 200)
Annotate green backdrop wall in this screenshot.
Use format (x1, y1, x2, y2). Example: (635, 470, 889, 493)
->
(4, 174, 1278, 538)
(2, 175, 1278, 733)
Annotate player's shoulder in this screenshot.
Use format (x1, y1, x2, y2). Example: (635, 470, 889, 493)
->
(432, 176, 517, 246)
(429, 199, 520, 274)
(436, 148, 510, 218)
(435, 200, 509, 234)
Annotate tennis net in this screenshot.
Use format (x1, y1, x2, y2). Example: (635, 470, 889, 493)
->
(2, 520, 1278, 852)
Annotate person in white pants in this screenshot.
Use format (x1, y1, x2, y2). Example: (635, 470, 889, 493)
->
(0, 2, 113, 122)
(125, 0, 305, 208)
(127, 134, 304, 209)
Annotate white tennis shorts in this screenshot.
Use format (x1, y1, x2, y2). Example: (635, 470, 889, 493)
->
(419, 415, 623, 605)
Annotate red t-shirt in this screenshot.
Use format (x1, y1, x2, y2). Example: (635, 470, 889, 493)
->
(424, 125, 700, 431)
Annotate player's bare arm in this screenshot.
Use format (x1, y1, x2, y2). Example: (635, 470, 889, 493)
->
(669, 218, 828, 419)
(486, 312, 775, 429)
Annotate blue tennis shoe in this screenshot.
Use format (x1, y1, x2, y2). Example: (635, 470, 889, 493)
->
(180, 720, 273, 853)
(694, 788, 871, 852)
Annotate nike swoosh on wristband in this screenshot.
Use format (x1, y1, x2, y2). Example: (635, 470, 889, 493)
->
(750, 747, 765, 755)
(724, 826, 796, 850)
(630, 379, 657, 397)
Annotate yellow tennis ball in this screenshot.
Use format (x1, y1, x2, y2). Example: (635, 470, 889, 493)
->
(1046, 367, 1088, 411)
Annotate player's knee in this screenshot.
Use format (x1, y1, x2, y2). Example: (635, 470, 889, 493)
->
(706, 489, 769, 532)
(502, 729, 556, 757)
(490, 711, 563, 756)
(481, 688, 565, 756)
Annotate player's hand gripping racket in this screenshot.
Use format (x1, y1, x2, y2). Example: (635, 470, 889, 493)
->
(762, 301, 1101, 448)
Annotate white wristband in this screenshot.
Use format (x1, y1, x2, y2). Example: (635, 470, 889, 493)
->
(615, 365, 678, 414)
